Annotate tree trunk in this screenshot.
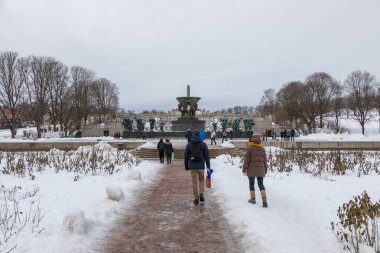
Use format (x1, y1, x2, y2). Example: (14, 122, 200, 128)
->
(361, 122, 365, 135)
(319, 113, 323, 128)
(37, 125, 42, 138)
(10, 119, 17, 138)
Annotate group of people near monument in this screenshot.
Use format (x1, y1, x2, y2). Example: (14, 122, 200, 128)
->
(157, 138, 174, 164)
(184, 128, 234, 146)
(157, 129, 269, 207)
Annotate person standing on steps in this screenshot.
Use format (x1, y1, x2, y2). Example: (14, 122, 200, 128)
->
(157, 138, 165, 163)
(242, 133, 268, 208)
(164, 139, 174, 164)
(222, 129, 228, 143)
(184, 129, 211, 205)
(210, 130, 217, 145)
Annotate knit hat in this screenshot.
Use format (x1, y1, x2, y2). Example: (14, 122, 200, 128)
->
(251, 133, 261, 144)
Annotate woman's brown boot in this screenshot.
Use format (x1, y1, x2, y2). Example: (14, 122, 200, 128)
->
(248, 191, 256, 204)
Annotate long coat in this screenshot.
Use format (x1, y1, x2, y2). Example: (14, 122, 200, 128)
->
(242, 142, 268, 177)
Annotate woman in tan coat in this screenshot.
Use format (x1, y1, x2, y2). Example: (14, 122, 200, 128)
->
(242, 133, 268, 207)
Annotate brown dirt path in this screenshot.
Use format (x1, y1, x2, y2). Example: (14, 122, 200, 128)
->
(100, 160, 244, 253)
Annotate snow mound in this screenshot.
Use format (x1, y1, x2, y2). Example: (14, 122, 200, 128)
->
(359, 244, 376, 253)
(62, 209, 87, 234)
(106, 184, 124, 201)
(126, 169, 142, 180)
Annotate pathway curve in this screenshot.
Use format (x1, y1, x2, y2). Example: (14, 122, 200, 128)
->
(100, 160, 244, 253)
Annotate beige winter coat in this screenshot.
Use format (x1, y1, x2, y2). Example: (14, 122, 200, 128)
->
(242, 142, 268, 177)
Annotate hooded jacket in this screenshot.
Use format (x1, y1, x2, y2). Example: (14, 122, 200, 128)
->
(184, 135, 210, 170)
(164, 140, 174, 155)
(242, 135, 268, 177)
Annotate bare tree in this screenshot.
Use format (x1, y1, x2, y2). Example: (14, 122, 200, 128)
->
(345, 70, 377, 135)
(91, 78, 119, 123)
(60, 86, 76, 137)
(374, 87, 380, 133)
(23, 56, 56, 138)
(70, 66, 95, 128)
(305, 72, 338, 128)
(259, 88, 277, 122)
(276, 81, 304, 127)
(330, 82, 345, 133)
(46, 60, 69, 132)
(0, 51, 25, 138)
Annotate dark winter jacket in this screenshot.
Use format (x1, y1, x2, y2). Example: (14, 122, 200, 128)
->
(242, 136, 268, 177)
(157, 139, 165, 151)
(185, 130, 193, 142)
(184, 135, 210, 170)
(164, 141, 174, 155)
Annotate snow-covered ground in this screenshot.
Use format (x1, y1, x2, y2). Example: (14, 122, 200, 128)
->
(0, 116, 379, 253)
(0, 146, 161, 253)
(211, 154, 380, 253)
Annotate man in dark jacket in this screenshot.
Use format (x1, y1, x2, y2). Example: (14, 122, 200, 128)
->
(184, 130, 211, 205)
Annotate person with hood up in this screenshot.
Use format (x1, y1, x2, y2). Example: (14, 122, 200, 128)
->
(185, 129, 193, 143)
(242, 133, 268, 208)
(164, 139, 174, 164)
(184, 130, 211, 205)
(157, 138, 165, 163)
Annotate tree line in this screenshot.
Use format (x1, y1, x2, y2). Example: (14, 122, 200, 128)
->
(257, 71, 380, 134)
(0, 51, 119, 138)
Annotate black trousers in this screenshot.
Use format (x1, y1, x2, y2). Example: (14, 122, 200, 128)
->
(248, 177, 265, 191)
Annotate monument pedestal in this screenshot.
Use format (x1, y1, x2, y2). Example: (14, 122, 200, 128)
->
(171, 117, 205, 132)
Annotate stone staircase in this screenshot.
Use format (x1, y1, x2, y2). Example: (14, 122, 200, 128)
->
(131, 147, 243, 160)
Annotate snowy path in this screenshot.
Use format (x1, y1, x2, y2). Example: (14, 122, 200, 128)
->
(99, 161, 244, 252)
(212, 156, 380, 253)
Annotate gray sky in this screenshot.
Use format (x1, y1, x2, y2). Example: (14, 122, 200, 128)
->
(1, 0, 380, 112)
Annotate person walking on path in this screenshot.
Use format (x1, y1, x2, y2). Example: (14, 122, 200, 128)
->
(290, 129, 296, 142)
(199, 128, 205, 141)
(157, 138, 165, 163)
(242, 133, 268, 208)
(210, 130, 217, 145)
(185, 129, 193, 143)
(222, 129, 228, 143)
(142, 131, 146, 140)
(229, 129, 234, 140)
(184, 130, 211, 205)
(164, 139, 174, 164)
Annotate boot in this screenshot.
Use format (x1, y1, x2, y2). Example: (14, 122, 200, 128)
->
(261, 190, 268, 208)
(248, 191, 256, 204)
(199, 193, 205, 202)
(193, 198, 199, 205)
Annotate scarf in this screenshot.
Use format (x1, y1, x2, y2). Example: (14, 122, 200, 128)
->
(248, 141, 263, 147)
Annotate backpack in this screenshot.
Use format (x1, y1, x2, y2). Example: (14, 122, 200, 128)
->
(189, 142, 203, 162)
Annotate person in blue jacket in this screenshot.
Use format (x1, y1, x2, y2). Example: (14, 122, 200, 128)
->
(199, 128, 205, 141)
(184, 130, 211, 205)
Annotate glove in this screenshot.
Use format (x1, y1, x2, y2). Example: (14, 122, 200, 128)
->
(206, 168, 213, 177)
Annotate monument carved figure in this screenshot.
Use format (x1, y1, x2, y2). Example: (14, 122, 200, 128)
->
(171, 85, 205, 131)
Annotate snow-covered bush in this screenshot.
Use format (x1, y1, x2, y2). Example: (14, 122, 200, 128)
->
(0, 184, 45, 252)
(62, 209, 87, 234)
(331, 191, 380, 253)
(106, 184, 124, 201)
(263, 148, 380, 177)
(0, 143, 142, 181)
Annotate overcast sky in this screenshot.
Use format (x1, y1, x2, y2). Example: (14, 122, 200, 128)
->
(1, 0, 379, 112)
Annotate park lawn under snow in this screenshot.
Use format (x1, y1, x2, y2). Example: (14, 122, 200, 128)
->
(0, 157, 161, 253)
(210, 154, 380, 253)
